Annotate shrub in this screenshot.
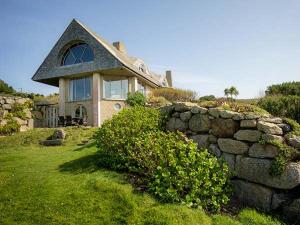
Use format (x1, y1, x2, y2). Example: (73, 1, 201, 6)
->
(265, 81, 300, 96)
(151, 88, 197, 102)
(0, 113, 20, 135)
(95, 107, 231, 211)
(125, 92, 146, 107)
(199, 95, 216, 101)
(147, 96, 170, 107)
(0, 79, 15, 94)
(258, 95, 300, 122)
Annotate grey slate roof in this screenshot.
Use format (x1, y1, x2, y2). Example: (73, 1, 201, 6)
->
(32, 19, 165, 87)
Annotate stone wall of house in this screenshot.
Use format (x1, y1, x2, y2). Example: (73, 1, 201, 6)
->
(0, 96, 33, 132)
(163, 102, 300, 219)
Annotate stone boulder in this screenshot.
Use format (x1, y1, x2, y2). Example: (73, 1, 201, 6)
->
(219, 110, 239, 119)
(240, 119, 257, 128)
(41, 139, 63, 146)
(232, 113, 244, 120)
(261, 133, 284, 143)
(190, 106, 207, 114)
(221, 153, 235, 171)
(235, 156, 300, 189)
(208, 144, 222, 157)
(283, 199, 300, 221)
(211, 118, 239, 138)
(174, 102, 197, 112)
(217, 138, 249, 154)
(232, 179, 273, 212)
(208, 108, 220, 118)
(249, 143, 279, 159)
(259, 117, 283, 124)
(188, 114, 211, 132)
(285, 134, 300, 150)
(234, 130, 262, 142)
(257, 121, 283, 135)
(52, 129, 66, 139)
(180, 111, 192, 122)
(190, 134, 209, 149)
(166, 117, 188, 132)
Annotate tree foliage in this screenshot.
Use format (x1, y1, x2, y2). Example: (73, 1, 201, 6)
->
(0, 79, 15, 94)
(265, 81, 300, 96)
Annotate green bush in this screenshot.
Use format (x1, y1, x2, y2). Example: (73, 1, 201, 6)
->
(0, 113, 20, 135)
(151, 88, 197, 102)
(95, 107, 231, 211)
(258, 95, 300, 122)
(265, 81, 300, 96)
(199, 95, 216, 101)
(125, 92, 146, 107)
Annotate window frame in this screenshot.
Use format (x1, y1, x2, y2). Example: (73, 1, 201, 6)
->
(103, 78, 129, 100)
(68, 76, 92, 102)
(61, 43, 94, 66)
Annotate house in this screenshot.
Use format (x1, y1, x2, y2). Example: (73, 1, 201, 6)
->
(32, 19, 172, 126)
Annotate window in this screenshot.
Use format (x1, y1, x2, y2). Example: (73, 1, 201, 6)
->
(104, 79, 128, 99)
(138, 64, 145, 73)
(138, 82, 146, 95)
(75, 105, 87, 118)
(69, 77, 92, 101)
(61, 43, 93, 66)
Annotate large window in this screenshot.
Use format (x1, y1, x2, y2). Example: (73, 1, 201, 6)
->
(69, 77, 92, 101)
(61, 43, 94, 66)
(104, 79, 128, 99)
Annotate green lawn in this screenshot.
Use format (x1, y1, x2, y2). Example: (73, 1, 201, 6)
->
(0, 128, 285, 225)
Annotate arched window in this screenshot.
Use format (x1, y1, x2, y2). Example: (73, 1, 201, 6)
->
(61, 43, 94, 66)
(138, 63, 145, 73)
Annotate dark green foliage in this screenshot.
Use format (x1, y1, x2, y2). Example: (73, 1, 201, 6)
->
(0, 113, 20, 135)
(199, 95, 216, 101)
(258, 95, 300, 122)
(95, 107, 231, 211)
(125, 92, 146, 107)
(0, 79, 15, 94)
(265, 81, 300, 96)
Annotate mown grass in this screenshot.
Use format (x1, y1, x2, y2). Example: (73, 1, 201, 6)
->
(0, 128, 286, 225)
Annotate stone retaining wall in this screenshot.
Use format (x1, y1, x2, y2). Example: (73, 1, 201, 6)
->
(163, 102, 300, 219)
(0, 96, 33, 132)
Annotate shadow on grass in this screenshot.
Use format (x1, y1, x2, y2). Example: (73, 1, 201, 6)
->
(72, 141, 96, 151)
(59, 152, 101, 174)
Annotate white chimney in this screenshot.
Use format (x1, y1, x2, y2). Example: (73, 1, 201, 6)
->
(165, 70, 172, 87)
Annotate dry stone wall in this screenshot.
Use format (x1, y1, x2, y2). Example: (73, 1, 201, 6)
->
(163, 102, 300, 219)
(0, 96, 33, 132)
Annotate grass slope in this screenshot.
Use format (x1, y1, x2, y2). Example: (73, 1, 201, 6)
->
(0, 128, 284, 225)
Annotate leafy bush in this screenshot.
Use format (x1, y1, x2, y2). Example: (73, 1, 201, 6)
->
(0, 79, 15, 94)
(265, 81, 300, 96)
(147, 96, 170, 107)
(199, 95, 216, 101)
(95, 107, 231, 211)
(0, 113, 20, 135)
(125, 92, 146, 107)
(151, 88, 197, 102)
(258, 95, 300, 122)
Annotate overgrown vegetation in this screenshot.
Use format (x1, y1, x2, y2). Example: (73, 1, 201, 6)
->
(125, 92, 146, 107)
(258, 118, 300, 176)
(95, 106, 231, 211)
(199, 95, 216, 101)
(258, 95, 300, 123)
(151, 87, 197, 102)
(0, 113, 20, 135)
(265, 81, 300, 96)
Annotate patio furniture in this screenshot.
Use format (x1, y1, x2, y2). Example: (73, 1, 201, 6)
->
(58, 116, 65, 127)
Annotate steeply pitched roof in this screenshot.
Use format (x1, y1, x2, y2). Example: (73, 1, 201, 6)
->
(32, 19, 165, 87)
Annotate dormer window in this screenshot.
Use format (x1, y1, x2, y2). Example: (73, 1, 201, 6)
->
(138, 64, 145, 73)
(61, 43, 94, 66)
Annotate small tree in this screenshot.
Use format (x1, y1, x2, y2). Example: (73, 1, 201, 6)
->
(224, 88, 230, 99)
(229, 86, 239, 99)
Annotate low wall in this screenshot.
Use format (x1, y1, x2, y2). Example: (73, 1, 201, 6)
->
(0, 96, 33, 132)
(163, 102, 300, 218)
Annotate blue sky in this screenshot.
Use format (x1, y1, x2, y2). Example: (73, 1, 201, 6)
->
(0, 0, 299, 98)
